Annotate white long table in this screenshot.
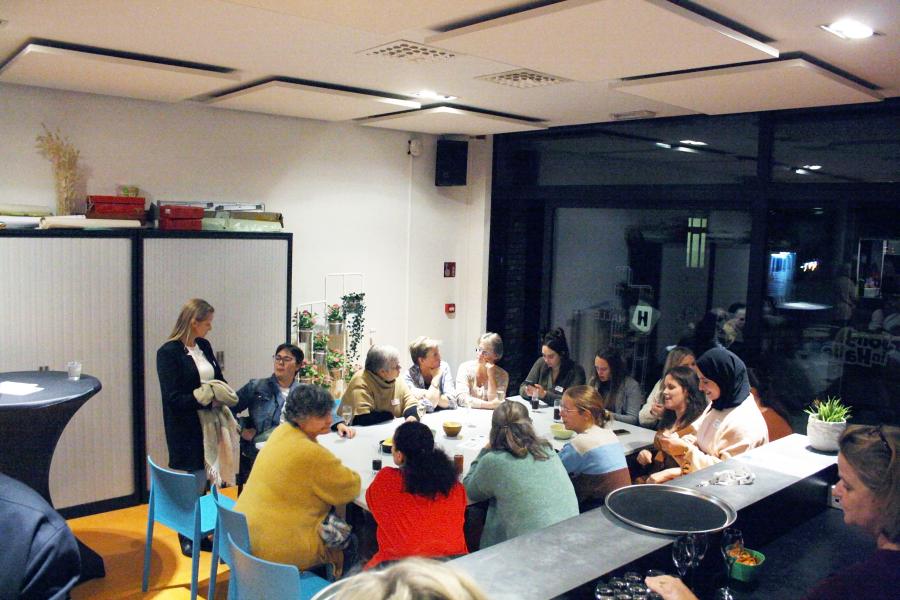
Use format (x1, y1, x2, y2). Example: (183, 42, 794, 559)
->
(312, 396, 655, 510)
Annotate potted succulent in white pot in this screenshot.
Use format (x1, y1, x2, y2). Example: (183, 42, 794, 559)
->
(805, 396, 851, 452)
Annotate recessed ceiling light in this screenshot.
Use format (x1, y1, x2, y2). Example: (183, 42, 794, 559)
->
(412, 90, 457, 101)
(802, 164, 822, 170)
(655, 142, 672, 149)
(679, 139, 707, 146)
(820, 19, 875, 40)
(795, 168, 809, 174)
(675, 146, 699, 154)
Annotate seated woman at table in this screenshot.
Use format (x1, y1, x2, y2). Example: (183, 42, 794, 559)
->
(557, 385, 629, 510)
(402, 336, 457, 412)
(747, 367, 792, 442)
(519, 327, 585, 406)
(463, 401, 578, 548)
(365, 421, 467, 568)
(646, 425, 900, 600)
(341, 345, 420, 426)
(236, 384, 361, 577)
(638, 346, 695, 429)
(634, 366, 708, 484)
(456, 333, 509, 410)
(589, 347, 642, 425)
(656, 347, 767, 471)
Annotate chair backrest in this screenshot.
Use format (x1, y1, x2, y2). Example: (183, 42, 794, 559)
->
(228, 534, 301, 598)
(147, 456, 200, 536)
(214, 495, 251, 566)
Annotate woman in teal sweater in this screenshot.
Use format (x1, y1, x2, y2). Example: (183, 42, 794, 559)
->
(463, 401, 579, 548)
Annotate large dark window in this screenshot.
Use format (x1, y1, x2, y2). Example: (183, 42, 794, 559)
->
(490, 100, 899, 426)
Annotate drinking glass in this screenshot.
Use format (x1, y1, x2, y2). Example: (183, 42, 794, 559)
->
(496, 389, 506, 403)
(66, 361, 82, 381)
(687, 533, 708, 589)
(716, 528, 743, 600)
(340, 405, 353, 426)
(671, 535, 693, 580)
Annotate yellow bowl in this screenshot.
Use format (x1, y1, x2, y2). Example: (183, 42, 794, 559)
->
(443, 421, 462, 437)
(380, 437, 393, 453)
(550, 423, 575, 440)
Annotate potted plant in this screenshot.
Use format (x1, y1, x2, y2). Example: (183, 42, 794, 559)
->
(326, 303, 344, 336)
(292, 309, 316, 354)
(313, 332, 328, 365)
(326, 350, 346, 378)
(805, 396, 851, 452)
(298, 361, 319, 385)
(341, 292, 366, 367)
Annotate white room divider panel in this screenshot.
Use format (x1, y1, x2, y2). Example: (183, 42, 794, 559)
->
(0, 237, 134, 508)
(142, 237, 289, 474)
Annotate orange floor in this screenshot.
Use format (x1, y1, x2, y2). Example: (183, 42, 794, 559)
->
(67, 488, 237, 600)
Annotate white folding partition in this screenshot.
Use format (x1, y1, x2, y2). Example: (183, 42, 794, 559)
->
(0, 236, 134, 509)
(142, 237, 289, 473)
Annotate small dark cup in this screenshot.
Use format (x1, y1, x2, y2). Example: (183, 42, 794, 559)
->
(372, 459, 382, 471)
(454, 454, 464, 475)
(553, 407, 561, 421)
(530, 398, 539, 410)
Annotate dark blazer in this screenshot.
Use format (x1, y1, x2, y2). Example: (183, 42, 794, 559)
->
(156, 337, 225, 471)
(518, 356, 586, 405)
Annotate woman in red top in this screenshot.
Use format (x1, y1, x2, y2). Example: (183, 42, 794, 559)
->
(365, 421, 467, 568)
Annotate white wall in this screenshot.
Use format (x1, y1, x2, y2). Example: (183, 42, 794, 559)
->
(0, 81, 489, 374)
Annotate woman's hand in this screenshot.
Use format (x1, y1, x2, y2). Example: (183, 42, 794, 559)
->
(658, 434, 691, 457)
(240, 427, 257, 442)
(336, 423, 355, 439)
(650, 402, 665, 418)
(525, 383, 546, 399)
(645, 575, 698, 600)
(636, 449, 652, 466)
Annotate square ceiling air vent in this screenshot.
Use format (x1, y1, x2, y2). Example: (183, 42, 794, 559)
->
(361, 40, 455, 63)
(477, 69, 569, 89)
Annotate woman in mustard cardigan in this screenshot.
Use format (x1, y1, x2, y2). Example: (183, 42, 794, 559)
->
(236, 384, 360, 576)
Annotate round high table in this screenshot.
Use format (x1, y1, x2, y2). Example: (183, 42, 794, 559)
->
(0, 370, 106, 581)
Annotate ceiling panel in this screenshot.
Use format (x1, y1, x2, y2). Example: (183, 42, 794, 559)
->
(358, 106, 545, 135)
(427, 0, 778, 82)
(207, 80, 421, 120)
(221, 0, 525, 34)
(612, 59, 883, 115)
(0, 43, 238, 102)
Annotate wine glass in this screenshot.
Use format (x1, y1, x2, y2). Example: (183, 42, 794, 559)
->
(687, 533, 708, 590)
(716, 528, 743, 600)
(340, 404, 353, 426)
(671, 535, 694, 580)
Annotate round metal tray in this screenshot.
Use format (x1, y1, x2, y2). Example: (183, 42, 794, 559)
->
(605, 484, 737, 535)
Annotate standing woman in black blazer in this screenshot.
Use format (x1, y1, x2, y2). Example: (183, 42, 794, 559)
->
(156, 298, 225, 492)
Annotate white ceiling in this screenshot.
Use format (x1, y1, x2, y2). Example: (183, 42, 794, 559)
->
(1, 0, 897, 133)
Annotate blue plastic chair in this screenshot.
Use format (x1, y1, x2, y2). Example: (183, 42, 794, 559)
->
(142, 457, 234, 600)
(228, 534, 331, 600)
(208, 491, 251, 600)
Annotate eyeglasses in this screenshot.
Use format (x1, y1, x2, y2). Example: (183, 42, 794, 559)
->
(475, 347, 493, 357)
(273, 355, 295, 364)
(559, 406, 580, 414)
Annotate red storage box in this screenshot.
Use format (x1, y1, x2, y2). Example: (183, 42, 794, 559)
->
(159, 217, 202, 231)
(87, 195, 147, 222)
(160, 205, 204, 219)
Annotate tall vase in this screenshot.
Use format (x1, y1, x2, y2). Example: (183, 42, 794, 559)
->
(298, 329, 313, 359)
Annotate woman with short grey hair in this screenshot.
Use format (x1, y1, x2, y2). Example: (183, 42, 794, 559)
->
(404, 336, 457, 412)
(341, 345, 420, 426)
(456, 333, 509, 409)
(236, 384, 361, 576)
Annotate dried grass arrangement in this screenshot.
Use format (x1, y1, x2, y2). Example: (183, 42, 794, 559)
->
(35, 124, 80, 215)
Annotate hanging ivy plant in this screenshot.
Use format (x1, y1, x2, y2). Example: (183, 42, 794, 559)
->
(341, 292, 366, 367)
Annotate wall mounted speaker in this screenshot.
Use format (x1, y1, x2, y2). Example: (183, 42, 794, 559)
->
(435, 139, 468, 186)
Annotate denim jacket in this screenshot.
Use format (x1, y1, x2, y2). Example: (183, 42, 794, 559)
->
(234, 375, 297, 452)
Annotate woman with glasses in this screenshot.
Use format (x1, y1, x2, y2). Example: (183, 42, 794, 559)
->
(463, 402, 578, 547)
(519, 327, 585, 406)
(456, 333, 510, 410)
(233, 344, 354, 486)
(589, 347, 643, 425)
(558, 385, 629, 510)
(646, 425, 900, 600)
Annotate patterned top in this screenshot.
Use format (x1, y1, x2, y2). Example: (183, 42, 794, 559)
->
(403, 361, 457, 411)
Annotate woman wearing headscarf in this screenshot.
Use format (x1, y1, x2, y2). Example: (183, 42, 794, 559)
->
(519, 327, 586, 406)
(657, 347, 767, 471)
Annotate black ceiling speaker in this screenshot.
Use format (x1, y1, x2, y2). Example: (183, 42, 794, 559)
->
(435, 139, 468, 186)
